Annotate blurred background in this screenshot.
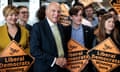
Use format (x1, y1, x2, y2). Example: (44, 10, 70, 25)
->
(0, 0, 112, 26)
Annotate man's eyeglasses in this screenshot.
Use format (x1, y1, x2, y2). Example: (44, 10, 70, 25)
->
(20, 11, 29, 14)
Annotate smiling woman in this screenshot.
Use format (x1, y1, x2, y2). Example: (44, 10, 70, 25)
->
(92, 13, 120, 72)
(0, 5, 30, 54)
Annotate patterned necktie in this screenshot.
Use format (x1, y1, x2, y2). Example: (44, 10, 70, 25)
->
(51, 24, 64, 57)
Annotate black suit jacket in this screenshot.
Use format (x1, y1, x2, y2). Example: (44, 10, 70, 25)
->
(30, 19, 68, 72)
(63, 24, 94, 49)
(63, 24, 95, 72)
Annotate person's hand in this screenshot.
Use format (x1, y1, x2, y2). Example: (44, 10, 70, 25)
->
(55, 57, 67, 68)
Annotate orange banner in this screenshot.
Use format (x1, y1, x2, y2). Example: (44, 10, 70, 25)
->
(110, 0, 120, 14)
(66, 39, 89, 72)
(0, 40, 35, 72)
(59, 3, 71, 26)
(79, 0, 94, 7)
(89, 37, 120, 72)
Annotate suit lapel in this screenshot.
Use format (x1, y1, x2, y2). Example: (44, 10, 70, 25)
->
(57, 24, 64, 41)
(43, 19, 57, 48)
(83, 25, 88, 46)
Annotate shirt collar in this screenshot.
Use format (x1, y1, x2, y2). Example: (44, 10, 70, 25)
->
(47, 17, 57, 27)
(72, 24, 83, 30)
(86, 17, 95, 20)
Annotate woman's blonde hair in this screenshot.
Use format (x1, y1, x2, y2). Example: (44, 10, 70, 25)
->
(3, 5, 18, 17)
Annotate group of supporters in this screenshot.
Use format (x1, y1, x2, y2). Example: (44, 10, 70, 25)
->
(0, 1, 120, 72)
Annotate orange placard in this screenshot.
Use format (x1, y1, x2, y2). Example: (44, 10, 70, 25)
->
(66, 39, 89, 72)
(60, 3, 69, 16)
(59, 15, 71, 26)
(79, 0, 94, 7)
(110, 0, 120, 14)
(89, 37, 120, 72)
(0, 40, 35, 72)
(59, 3, 71, 26)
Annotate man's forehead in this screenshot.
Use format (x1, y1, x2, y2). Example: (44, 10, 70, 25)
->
(50, 4, 59, 8)
(48, 5, 60, 11)
(48, 2, 59, 8)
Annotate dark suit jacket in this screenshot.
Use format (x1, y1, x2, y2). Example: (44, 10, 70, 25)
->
(63, 24, 94, 49)
(30, 19, 68, 72)
(25, 24, 32, 32)
(63, 24, 95, 72)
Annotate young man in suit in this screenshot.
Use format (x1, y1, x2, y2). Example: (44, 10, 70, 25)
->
(30, 2, 69, 72)
(63, 6, 95, 72)
(64, 6, 94, 49)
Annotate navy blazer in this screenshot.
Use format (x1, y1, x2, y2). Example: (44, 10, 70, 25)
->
(63, 25, 95, 72)
(30, 19, 68, 72)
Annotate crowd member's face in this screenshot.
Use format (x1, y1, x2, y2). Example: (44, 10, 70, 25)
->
(46, 3, 61, 24)
(109, 11, 118, 21)
(6, 13, 18, 25)
(71, 10, 82, 25)
(85, 7, 94, 17)
(18, 8, 29, 22)
(109, 11, 116, 17)
(105, 17, 115, 33)
(98, 16, 101, 21)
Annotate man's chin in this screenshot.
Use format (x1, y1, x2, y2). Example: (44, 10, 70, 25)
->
(53, 20, 58, 23)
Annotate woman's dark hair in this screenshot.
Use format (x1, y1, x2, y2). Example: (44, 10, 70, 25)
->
(96, 14, 119, 44)
(108, 8, 118, 15)
(69, 6, 83, 16)
(36, 5, 46, 21)
(96, 9, 107, 17)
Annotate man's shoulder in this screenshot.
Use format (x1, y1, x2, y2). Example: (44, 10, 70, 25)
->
(32, 19, 48, 31)
(82, 24, 93, 31)
(34, 19, 47, 25)
(82, 24, 92, 28)
(33, 21, 43, 27)
(82, 18, 92, 27)
(26, 24, 32, 28)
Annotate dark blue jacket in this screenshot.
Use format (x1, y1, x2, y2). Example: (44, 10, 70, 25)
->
(30, 19, 68, 72)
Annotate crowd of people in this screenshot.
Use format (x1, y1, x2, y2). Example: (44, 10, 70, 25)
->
(0, 1, 120, 72)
